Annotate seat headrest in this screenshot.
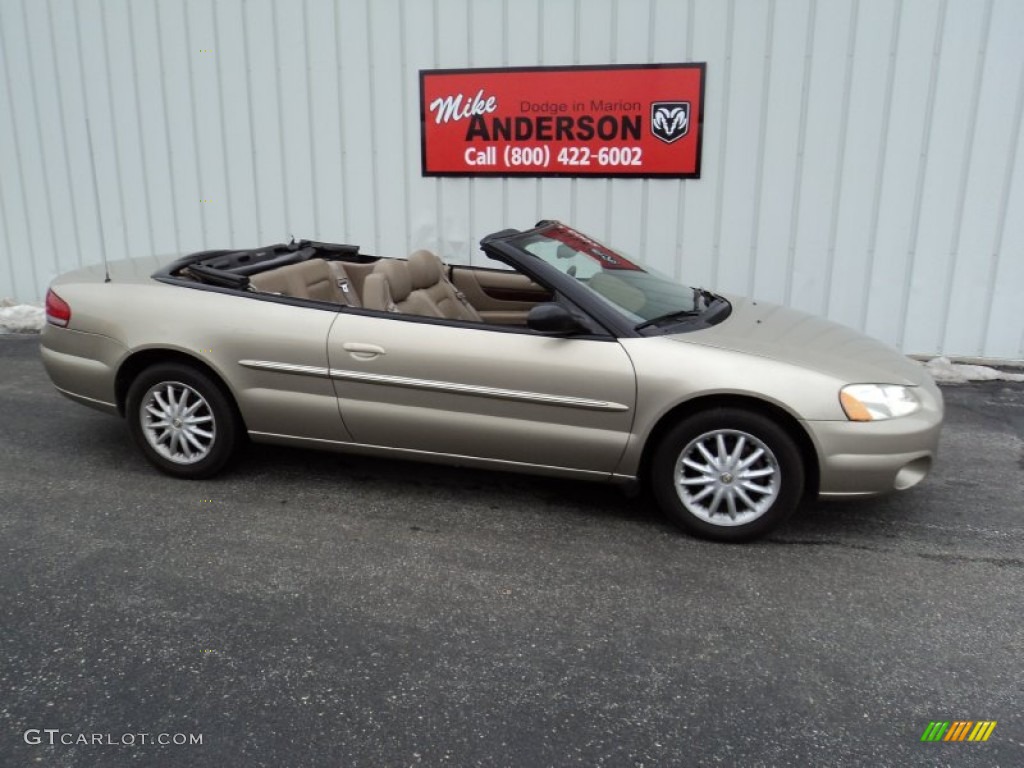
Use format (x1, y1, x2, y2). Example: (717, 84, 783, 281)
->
(407, 249, 444, 290)
(373, 259, 412, 301)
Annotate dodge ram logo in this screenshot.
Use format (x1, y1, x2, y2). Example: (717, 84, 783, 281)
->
(650, 102, 690, 144)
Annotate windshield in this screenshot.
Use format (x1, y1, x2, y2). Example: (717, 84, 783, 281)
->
(511, 224, 703, 325)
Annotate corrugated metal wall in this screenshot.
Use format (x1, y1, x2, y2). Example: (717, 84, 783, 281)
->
(1, 0, 1022, 358)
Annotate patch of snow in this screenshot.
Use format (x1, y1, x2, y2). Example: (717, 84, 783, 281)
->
(0, 298, 45, 333)
(921, 356, 1024, 384)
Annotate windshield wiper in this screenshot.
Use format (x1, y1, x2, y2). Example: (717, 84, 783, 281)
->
(634, 287, 720, 330)
(634, 308, 704, 331)
(694, 287, 718, 308)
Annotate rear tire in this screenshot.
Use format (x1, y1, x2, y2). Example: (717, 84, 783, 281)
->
(125, 363, 241, 479)
(650, 408, 804, 542)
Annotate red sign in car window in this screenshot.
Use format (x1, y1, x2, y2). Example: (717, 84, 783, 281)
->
(546, 225, 644, 271)
(420, 64, 705, 178)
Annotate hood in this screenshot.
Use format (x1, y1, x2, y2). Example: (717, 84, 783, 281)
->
(672, 295, 930, 386)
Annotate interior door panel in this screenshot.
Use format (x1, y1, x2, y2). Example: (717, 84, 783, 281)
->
(451, 267, 552, 325)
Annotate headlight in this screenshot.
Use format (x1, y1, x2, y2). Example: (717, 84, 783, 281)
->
(840, 384, 920, 421)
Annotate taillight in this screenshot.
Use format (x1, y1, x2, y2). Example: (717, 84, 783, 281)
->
(45, 288, 71, 327)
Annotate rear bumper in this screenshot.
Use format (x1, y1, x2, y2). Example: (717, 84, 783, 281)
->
(806, 384, 944, 497)
(40, 325, 126, 414)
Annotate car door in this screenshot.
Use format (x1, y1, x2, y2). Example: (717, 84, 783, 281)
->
(325, 313, 636, 476)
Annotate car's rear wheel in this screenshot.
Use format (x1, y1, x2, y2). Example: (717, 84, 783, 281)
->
(651, 408, 804, 541)
(125, 363, 241, 479)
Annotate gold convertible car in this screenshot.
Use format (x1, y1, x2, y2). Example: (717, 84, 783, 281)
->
(40, 221, 943, 541)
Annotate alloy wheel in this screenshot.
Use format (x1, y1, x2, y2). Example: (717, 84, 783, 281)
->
(674, 428, 781, 527)
(139, 381, 217, 465)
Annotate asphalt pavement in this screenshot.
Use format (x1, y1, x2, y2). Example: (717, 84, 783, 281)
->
(1, 334, 1022, 767)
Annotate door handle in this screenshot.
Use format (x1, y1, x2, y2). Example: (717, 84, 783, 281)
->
(342, 342, 386, 361)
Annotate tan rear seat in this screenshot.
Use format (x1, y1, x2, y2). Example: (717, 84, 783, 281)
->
(249, 259, 361, 306)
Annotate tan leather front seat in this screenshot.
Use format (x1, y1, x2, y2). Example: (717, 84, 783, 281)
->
(406, 250, 482, 321)
(363, 253, 481, 322)
(362, 258, 434, 315)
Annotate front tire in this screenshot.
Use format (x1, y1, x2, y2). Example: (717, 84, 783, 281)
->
(125, 363, 241, 479)
(650, 408, 804, 542)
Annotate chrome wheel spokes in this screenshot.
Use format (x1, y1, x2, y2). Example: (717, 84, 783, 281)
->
(140, 381, 216, 465)
(674, 429, 780, 527)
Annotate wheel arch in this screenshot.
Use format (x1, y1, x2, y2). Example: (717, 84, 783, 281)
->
(115, 348, 245, 429)
(637, 394, 820, 500)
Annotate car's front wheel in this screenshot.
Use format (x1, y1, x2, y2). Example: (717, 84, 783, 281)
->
(125, 363, 241, 479)
(651, 408, 804, 541)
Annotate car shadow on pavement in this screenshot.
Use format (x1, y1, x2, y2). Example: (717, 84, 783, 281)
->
(235, 439, 670, 529)
(60, 409, 935, 545)
(777, 493, 917, 543)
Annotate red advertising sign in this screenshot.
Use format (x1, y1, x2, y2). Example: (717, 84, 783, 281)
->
(420, 64, 705, 178)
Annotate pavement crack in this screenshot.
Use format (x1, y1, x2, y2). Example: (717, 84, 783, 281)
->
(915, 552, 1024, 569)
(767, 538, 881, 552)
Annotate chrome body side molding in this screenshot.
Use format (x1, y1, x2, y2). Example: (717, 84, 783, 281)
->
(238, 359, 630, 412)
(238, 359, 331, 378)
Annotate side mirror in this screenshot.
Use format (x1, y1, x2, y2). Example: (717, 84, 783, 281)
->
(527, 303, 586, 335)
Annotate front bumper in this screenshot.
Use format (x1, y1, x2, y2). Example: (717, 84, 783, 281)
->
(40, 325, 127, 414)
(806, 382, 944, 497)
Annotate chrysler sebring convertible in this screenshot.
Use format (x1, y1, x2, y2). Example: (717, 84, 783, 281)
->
(40, 221, 943, 541)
